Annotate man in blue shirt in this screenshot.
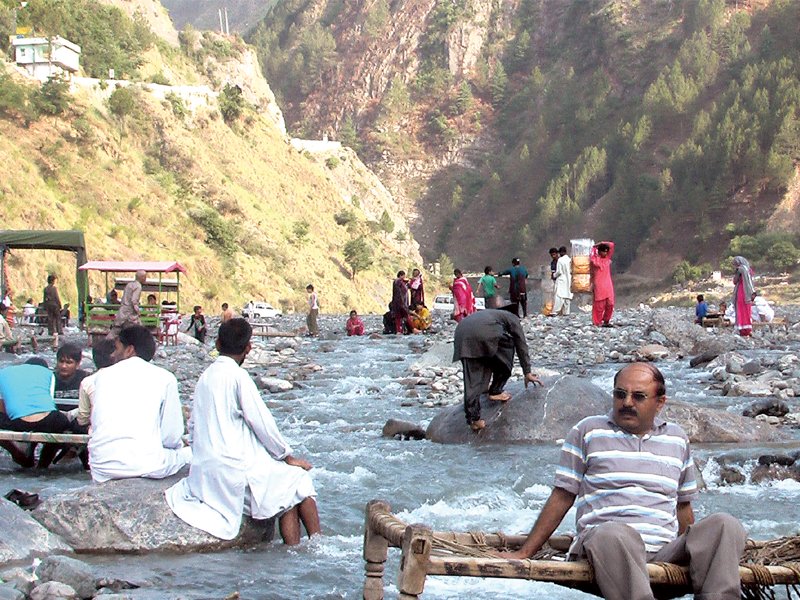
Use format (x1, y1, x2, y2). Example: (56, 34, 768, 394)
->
(0, 357, 70, 468)
(499, 257, 529, 318)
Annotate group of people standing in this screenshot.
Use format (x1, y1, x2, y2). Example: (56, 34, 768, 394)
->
(547, 241, 616, 327)
(388, 268, 430, 334)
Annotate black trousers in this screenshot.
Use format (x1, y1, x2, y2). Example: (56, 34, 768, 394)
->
(461, 356, 512, 424)
(0, 411, 71, 468)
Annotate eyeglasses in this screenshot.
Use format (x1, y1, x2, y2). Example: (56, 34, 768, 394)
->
(612, 388, 651, 402)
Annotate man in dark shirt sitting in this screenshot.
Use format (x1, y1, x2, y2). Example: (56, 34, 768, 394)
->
(53, 343, 89, 410)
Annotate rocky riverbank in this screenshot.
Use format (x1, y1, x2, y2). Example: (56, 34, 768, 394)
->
(1, 305, 800, 597)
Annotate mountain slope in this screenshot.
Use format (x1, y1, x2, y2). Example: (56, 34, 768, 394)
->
(244, 0, 800, 280)
(0, 2, 423, 313)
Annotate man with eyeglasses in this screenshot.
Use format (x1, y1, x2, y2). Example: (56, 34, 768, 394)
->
(498, 363, 746, 600)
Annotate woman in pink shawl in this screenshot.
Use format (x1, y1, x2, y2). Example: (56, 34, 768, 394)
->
(451, 269, 475, 322)
(589, 241, 615, 327)
(732, 256, 755, 336)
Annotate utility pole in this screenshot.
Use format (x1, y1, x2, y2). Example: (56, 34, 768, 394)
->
(218, 8, 224, 34)
(224, 8, 230, 36)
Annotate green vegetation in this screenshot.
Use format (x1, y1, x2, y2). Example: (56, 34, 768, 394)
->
(343, 236, 373, 279)
(107, 86, 137, 118)
(218, 83, 245, 123)
(3, 0, 155, 78)
(32, 75, 70, 117)
(189, 207, 239, 258)
(247, 0, 800, 272)
(672, 261, 713, 284)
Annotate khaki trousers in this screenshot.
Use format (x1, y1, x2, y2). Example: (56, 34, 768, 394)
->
(579, 513, 746, 600)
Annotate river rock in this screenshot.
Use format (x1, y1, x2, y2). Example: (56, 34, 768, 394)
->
(648, 312, 716, 353)
(719, 466, 746, 485)
(689, 350, 720, 368)
(0, 568, 34, 597)
(29, 581, 77, 600)
(425, 375, 781, 444)
(35, 557, 95, 599)
(635, 344, 670, 361)
(757, 454, 795, 466)
(750, 464, 800, 484)
(381, 419, 426, 440)
(258, 376, 294, 393)
(0, 586, 24, 600)
(725, 380, 772, 397)
(662, 401, 781, 442)
(742, 399, 790, 418)
(31, 474, 274, 554)
(0, 498, 70, 566)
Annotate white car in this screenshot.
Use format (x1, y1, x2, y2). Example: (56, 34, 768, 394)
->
(242, 302, 282, 320)
(431, 295, 485, 312)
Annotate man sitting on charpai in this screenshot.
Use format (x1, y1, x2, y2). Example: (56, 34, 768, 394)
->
(499, 363, 746, 600)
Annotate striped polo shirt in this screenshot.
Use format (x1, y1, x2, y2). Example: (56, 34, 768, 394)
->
(554, 413, 698, 553)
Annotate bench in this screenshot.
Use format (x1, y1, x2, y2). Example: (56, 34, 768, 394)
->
(752, 317, 788, 331)
(0, 431, 89, 445)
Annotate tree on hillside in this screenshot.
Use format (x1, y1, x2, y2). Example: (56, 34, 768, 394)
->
(379, 210, 394, 235)
(490, 63, 508, 108)
(32, 74, 69, 117)
(343, 236, 373, 279)
(219, 83, 245, 123)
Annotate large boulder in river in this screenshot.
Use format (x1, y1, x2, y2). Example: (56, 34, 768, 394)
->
(0, 498, 70, 566)
(31, 473, 274, 554)
(426, 375, 782, 444)
(648, 310, 730, 354)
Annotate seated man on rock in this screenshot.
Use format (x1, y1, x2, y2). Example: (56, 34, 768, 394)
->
(53, 343, 90, 409)
(166, 318, 320, 545)
(499, 363, 746, 600)
(0, 357, 71, 468)
(89, 325, 191, 483)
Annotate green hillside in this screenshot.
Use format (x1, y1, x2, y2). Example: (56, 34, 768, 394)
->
(248, 0, 800, 279)
(0, 0, 424, 314)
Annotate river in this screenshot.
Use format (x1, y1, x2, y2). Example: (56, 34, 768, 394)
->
(2, 322, 800, 599)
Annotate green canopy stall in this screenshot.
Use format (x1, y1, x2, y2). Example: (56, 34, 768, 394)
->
(0, 230, 89, 322)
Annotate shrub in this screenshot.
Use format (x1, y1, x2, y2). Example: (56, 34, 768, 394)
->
(334, 209, 356, 226)
(766, 240, 800, 270)
(325, 156, 340, 169)
(148, 72, 170, 85)
(219, 83, 245, 123)
(672, 261, 712, 284)
(165, 92, 187, 119)
(379, 210, 394, 234)
(292, 220, 310, 243)
(108, 86, 137, 118)
(32, 75, 70, 117)
(189, 207, 238, 257)
(0, 65, 33, 123)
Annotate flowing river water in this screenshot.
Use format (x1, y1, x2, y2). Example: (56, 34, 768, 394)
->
(2, 326, 800, 599)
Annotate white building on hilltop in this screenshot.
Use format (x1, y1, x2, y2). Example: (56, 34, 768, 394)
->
(11, 36, 81, 81)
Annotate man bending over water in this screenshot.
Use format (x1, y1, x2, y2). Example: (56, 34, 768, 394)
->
(499, 363, 746, 600)
(166, 318, 320, 545)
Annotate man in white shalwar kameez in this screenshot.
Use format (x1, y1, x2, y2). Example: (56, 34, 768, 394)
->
(166, 318, 320, 545)
(89, 326, 191, 483)
(552, 246, 573, 316)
